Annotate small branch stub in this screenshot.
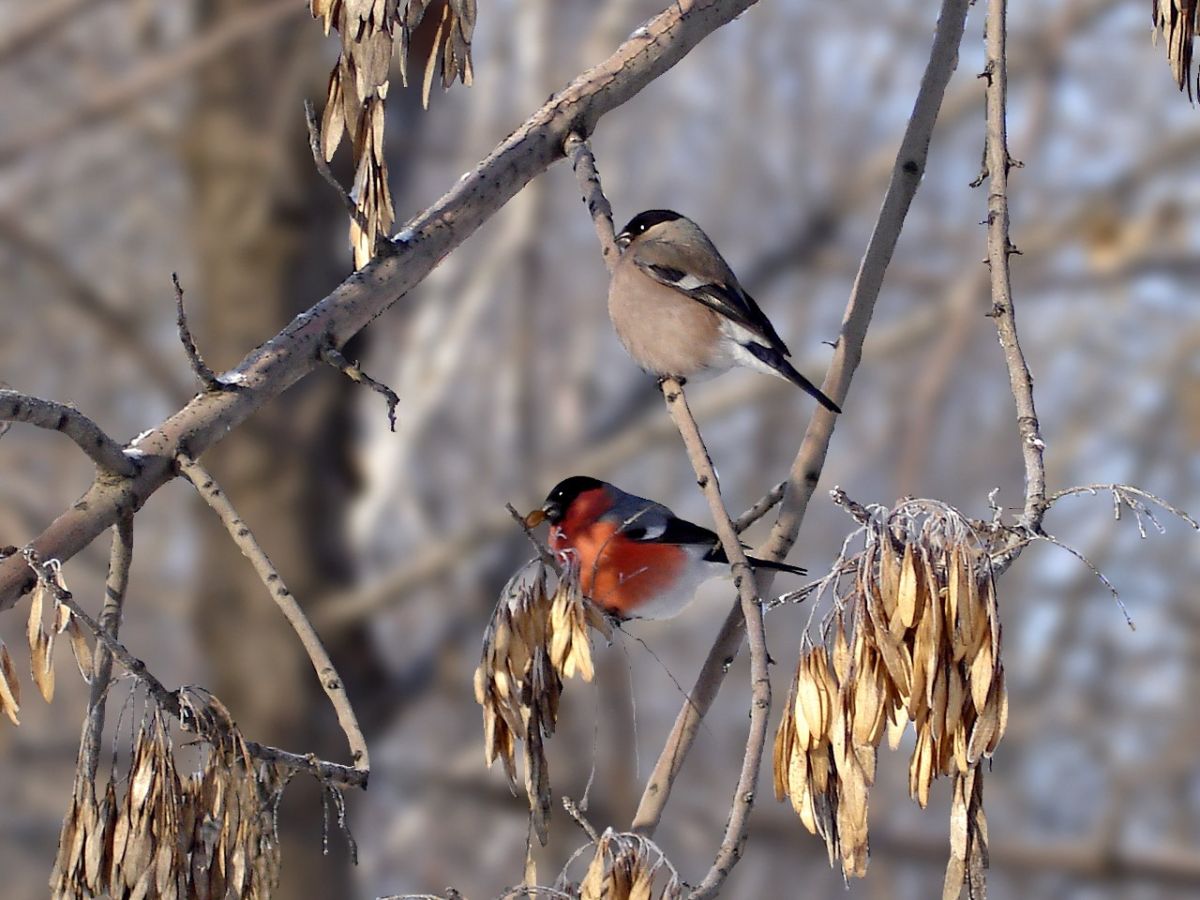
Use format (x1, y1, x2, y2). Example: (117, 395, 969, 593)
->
(319, 340, 399, 431)
(172, 273, 226, 391)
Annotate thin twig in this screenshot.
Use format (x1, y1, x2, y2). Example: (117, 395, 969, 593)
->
(22, 548, 366, 787)
(659, 378, 771, 900)
(176, 455, 370, 773)
(303, 99, 376, 248)
(980, 0, 1046, 531)
(0, 389, 137, 477)
(565, 134, 620, 270)
(319, 340, 399, 432)
(1047, 483, 1199, 530)
(172, 273, 224, 390)
(82, 515, 133, 783)
(632, 0, 975, 839)
(733, 481, 786, 534)
(505, 503, 562, 575)
(563, 795, 600, 843)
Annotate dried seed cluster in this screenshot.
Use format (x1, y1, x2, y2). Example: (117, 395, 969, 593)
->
(1152, 0, 1200, 97)
(311, 0, 476, 267)
(774, 501, 1006, 883)
(1, 566, 93, 726)
(474, 560, 610, 843)
(50, 694, 283, 900)
(574, 830, 682, 900)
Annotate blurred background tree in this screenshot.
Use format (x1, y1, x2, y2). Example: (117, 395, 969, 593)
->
(1, 0, 1199, 898)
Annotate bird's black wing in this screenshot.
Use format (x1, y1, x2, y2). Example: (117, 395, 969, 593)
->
(622, 514, 808, 576)
(634, 260, 792, 357)
(621, 514, 719, 548)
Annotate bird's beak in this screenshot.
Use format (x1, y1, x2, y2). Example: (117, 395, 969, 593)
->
(523, 508, 547, 528)
(616, 231, 632, 250)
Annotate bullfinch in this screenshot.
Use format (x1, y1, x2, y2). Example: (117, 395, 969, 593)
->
(525, 476, 805, 620)
(608, 209, 841, 414)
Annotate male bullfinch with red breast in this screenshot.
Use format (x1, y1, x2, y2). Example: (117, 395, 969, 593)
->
(608, 209, 841, 414)
(525, 476, 805, 620)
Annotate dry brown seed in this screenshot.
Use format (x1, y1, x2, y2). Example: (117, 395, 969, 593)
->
(0, 641, 19, 725)
(810, 739, 831, 793)
(774, 692, 795, 801)
(795, 659, 820, 748)
(787, 746, 810, 820)
(833, 613, 852, 684)
(878, 534, 900, 620)
(65, 616, 93, 685)
(994, 665, 1009, 749)
(969, 632, 994, 713)
(895, 542, 921, 633)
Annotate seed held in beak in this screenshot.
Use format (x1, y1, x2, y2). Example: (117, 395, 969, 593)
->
(523, 508, 547, 528)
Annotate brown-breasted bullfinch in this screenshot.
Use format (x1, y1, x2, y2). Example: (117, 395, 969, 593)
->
(525, 476, 805, 620)
(608, 209, 841, 414)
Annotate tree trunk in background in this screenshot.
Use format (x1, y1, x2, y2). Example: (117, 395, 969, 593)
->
(183, 3, 388, 895)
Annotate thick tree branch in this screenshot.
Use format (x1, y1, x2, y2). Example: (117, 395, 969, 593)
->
(177, 455, 369, 773)
(0, 389, 137, 478)
(632, 0, 974, 837)
(0, 0, 770, 607)
(980, 0, 1046, 531)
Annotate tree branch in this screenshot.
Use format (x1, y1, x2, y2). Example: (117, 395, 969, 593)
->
(176, 455, 369, 773)
(659, 379, 772, 899)
(172, 273, 224, 391)
(0, 389, 137, 478)
(631, 0, 974, 837)
(81, 515, 132, 783)
(980, 0, 1046, 531)
(0, 0, 772, 607)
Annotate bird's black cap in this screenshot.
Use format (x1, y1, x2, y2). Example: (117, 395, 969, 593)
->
(617, 209, 684, 240)
(540, 475, 605, 523)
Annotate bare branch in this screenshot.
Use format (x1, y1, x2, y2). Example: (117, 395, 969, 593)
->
(319, 341, 399, 432)
(81, 515, 132, 783)
(22, 548, 367, 788)
(1047, 483, 1200, 530)
(633, 0, 974, 838)
(565, 134, 620, 270)
(172, 273, 224, 391)
(0, 389, 137, 478)
(980, 0, 1047, 531)
(176, 455, 369, 773)
(733, 481, 786, 534)
(659, 378, 770, 900)
(0, 0, 771, 607)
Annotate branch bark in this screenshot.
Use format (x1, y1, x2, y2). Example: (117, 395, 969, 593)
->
(632, 0, 974, 837)
(659, 380, 771, 899)
(177, 455, 369, 773)
(81, 515, 132, 784)
(0, 0, 770, 608)
(0, 389, 137, 478)
(980, 0, 1046, 531)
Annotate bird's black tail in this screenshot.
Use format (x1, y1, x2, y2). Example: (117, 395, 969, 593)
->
(747, 555, 807, 576)
(744, 342, 841, 414)
(707, 544, 807, 576)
